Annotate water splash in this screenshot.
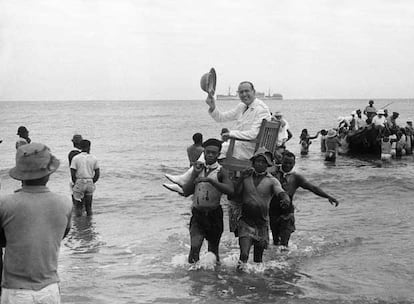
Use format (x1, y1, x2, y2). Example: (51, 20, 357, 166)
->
(171, 252, 217, 271)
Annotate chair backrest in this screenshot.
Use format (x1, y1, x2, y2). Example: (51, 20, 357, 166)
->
(254, 119, 281, 155)
(221, 119, 281, 172)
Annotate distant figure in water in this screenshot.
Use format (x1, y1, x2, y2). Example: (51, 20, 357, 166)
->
(356, 109, 367, 130)
(381, 129, 396, 162)
(337, 128, 349, 155)
(363, 100, 377, 122)
(15, 126, 32, 190)
(70, 139, 100, 216)
(181, 138, 234, 264)
(234, 148, 290, 268)
(68, 134, 83, 165)
(299, 129, 320, 155)
(320, 129, 328, 152)
(187, 133, 204, 167)
(325, 129, 341, 162)
(16, 126, 31, 149)
(271, 111, 293, 148)
(405, 120, 413, 155)
(269, 151, 339, 247)
(395, 129, 406, 159)
(68, 134, 83, 209)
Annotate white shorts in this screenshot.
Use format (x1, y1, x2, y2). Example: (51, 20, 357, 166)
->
(381, 153, 391, 161)
(72, 179, 96, 201)
(1, 283, 60, 304)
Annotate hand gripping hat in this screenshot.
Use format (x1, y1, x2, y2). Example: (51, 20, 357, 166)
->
(200, 68, 217, 96)
(9, 143, 60, 181)
(250, 147, 274, 166)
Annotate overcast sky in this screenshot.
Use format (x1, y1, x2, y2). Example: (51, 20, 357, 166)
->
(1, 0, 414, 100)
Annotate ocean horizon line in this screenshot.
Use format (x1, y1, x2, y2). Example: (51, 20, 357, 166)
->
(0, 97, 413, 103)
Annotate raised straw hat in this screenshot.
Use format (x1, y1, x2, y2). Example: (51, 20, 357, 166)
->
(200, 68, 216, 96)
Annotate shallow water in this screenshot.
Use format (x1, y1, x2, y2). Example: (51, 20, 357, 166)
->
(1, 98, 413, 304)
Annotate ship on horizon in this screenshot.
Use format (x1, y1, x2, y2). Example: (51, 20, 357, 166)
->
(217, 87, 283, 100)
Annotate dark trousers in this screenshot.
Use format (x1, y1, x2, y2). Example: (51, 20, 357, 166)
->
(269, 214, 295, 247)
(188, 206, 223, 263)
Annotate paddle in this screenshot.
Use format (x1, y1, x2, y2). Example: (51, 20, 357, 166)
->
(379, 101, 395, 109)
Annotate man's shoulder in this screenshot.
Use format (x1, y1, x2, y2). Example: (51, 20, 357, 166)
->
(187, 144, 203, 152)
(265, 173, 279, 183)
(88, 154, 99, 165)
(68, 149, 81, 160)
(16, 138, 27, 144)
(0, 193, 17, 207)
(47, 192, 73, 209)
(252, 99, 271, 115)
(252, 98, 268, 108)
(69, 149, 80, 156)
(72, 152, 84, 160)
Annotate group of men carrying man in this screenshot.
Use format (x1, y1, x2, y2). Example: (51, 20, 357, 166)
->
(165, 79, 339, 269)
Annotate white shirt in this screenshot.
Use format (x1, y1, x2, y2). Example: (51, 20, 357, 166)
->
(356, 116, 367, 129)
(209, 98, 271, 160)
(275, 118, 289, 146)
(372, 115, 386, 126)
(15, 138, 28, 149)
(70, 152, 99, 179)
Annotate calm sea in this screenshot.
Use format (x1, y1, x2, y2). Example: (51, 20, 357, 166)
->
(0, 98, 413, 304)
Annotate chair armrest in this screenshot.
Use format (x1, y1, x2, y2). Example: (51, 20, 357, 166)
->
(227, 136, 256, 143)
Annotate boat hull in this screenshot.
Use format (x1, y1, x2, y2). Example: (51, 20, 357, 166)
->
(347, 126, 381, 156)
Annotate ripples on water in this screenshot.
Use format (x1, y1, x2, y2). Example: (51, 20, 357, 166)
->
(1, 99, 413, 304)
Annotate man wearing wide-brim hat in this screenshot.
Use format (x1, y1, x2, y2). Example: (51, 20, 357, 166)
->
(234, 147, 290, 268)
(0, 143, 72, 303)
(324, 129, 340, 162)
(15, 125, 31, 150)
(372, 109, 387, 128)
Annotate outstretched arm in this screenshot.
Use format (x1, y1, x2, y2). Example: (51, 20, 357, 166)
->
(309, 131, 320, 140)
(208, 98, 245, 123)
(286, 129, 293, 142)
(298, 175, 339, 207)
